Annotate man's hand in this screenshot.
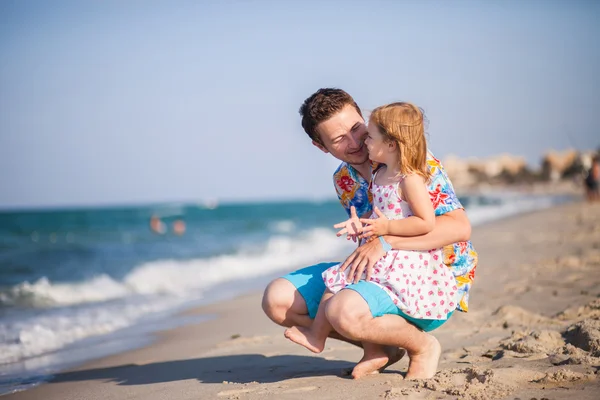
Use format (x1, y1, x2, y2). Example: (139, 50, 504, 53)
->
(339, 236, 386, 283)
(359, 207, 390, 239)
(333, 206, 363, 242)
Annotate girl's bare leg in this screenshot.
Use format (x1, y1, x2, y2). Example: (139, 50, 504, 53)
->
(284, 290, 334, 353)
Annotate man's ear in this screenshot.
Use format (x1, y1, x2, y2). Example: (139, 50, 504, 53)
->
(312, 140, 329, 154)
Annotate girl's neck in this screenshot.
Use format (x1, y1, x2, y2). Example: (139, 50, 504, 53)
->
(383, 152, 402, 176)
(376, 157, 404, 185)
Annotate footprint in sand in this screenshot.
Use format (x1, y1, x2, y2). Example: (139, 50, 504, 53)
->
(412, 367, 516, 399)
(216, 335, 270, 348)
(217, 388, 255, 397)
(483, 305, 560, 330)
(499, 329, 565, 355)
(533, 368, 595, 383)
(557, 298, 600, 321)
(280, 386, 317, 393)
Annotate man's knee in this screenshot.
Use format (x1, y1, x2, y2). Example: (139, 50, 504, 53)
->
(325, 290, 371, 340)
(261, 278, 297, 326)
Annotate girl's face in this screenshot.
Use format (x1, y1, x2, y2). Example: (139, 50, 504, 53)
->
(365, 121, 393, 163)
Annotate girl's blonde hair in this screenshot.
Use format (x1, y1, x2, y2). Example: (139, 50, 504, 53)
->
(369, 102, 429, 181)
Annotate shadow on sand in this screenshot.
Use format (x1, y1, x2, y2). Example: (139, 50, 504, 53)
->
(50, 354, 357, 386)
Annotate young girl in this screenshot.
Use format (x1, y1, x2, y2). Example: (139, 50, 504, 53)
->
(284, 102, 459, 354)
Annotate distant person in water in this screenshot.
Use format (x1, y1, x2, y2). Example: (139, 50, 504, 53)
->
(172, 220, 186, 235)
(585, 155, 600, 202)
(150, 215, 166, 234)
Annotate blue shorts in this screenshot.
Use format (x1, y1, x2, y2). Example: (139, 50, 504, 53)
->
(282, 262, 453, 332)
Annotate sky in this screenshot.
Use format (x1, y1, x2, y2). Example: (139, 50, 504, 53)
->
(1, 0, 599, 209)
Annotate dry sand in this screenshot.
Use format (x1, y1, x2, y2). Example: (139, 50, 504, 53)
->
(6, 201, 600, 400)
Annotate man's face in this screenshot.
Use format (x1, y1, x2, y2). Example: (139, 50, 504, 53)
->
(312, 104, 369, 165)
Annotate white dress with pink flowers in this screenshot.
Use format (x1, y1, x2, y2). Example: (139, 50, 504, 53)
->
(322, 176, 459, 320)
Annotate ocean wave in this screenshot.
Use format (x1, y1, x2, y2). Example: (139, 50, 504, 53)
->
(0, 276, 130, 308)
(0, 228, 354, 365)
(0, 228, 351, 308)
(269, 220, 296, 233)
(0, 297, 182, 365)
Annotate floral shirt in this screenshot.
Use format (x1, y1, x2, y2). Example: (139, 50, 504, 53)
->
(333, 152, 478, 312)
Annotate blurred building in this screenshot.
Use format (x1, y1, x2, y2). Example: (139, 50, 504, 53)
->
(442, 148, 599, 190)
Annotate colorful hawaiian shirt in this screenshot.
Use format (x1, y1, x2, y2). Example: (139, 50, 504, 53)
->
(333, 152, 478, 312)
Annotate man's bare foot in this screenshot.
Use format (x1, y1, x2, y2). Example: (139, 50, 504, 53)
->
(284, 326, 325, 353)
(350, 346, 407, 379)
(405, 334, 441, 380)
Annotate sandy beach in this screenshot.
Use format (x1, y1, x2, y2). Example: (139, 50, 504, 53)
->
(6, 200, 600, 400)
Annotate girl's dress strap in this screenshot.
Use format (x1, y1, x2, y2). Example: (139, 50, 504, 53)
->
(371, 165, 381, 182)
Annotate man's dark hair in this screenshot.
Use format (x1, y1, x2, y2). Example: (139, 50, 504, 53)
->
(299, 88, 363, 146)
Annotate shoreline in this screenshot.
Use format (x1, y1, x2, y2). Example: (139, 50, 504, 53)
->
(5, 199, 600, 399)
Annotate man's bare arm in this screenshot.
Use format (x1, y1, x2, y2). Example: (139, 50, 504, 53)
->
(339, 208, 471, 282)
(383, 208, 471, 251)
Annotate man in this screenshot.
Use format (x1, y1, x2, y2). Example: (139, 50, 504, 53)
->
(262, 88, 477, 379)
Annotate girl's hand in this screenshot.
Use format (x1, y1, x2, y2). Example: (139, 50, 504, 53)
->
(333, 206, 363, 242)
(359, 207, 390, 238)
